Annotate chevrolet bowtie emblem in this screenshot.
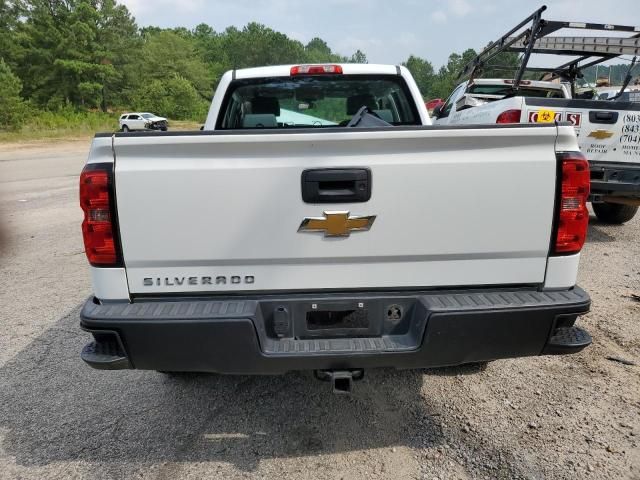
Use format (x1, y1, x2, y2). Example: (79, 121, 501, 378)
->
(587, 129, 614, 140)
(298, 211, 376, 237)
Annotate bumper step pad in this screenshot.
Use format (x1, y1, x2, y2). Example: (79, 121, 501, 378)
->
(543, 326, 592, 355)
(263, 335, 415, 355)
(81, 335, 131, 370)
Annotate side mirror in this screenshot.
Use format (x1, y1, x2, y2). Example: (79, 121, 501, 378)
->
(431, 104, 443, 118)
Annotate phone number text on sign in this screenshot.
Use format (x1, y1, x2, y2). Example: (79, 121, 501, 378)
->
(621, 113, 640, 154)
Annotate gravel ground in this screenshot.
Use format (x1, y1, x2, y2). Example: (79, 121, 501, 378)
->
(0, 140, 638, 480)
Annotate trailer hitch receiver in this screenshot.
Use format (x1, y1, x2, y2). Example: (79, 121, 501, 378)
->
(314, 369, 364, 394)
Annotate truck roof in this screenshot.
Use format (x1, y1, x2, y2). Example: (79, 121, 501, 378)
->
(233, 63, 402, 80)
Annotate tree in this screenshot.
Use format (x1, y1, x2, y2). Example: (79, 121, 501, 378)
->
(132, 74, 206, 120)
(0, 59, 30, 130)
(164, 75, 206, 119)
(483, 51, 520, 78)
(3, 3, 376, 120)
(429, 48, 477, 99)
(306, 38, 331, 57)
(134, 30, 211, 99)
(349, 49, 367, 64)
(0, 0, 25, 69)
(403, 55, 435, 97)
(581, 62, 640, 86)
(220, 23, 307, 69)
(304, 37, 346, 63)
(13, 0, 139, 109)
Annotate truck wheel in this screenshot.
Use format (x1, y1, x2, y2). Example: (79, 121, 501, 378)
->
(122, 125, 129, 133)
(593, 202, 638, 224)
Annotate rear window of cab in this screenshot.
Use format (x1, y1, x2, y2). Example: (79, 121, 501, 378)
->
(217, 75, 420, 129)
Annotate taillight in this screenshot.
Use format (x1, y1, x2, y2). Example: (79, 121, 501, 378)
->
(426, 98, 444, 111)
(553, 152, 590, 255)
(290, 64, 343, 75)
(80, 163, 121, 266)
(496, 109, 521, 123)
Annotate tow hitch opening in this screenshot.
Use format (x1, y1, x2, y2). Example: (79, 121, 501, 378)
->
(314, 369, 364, 394)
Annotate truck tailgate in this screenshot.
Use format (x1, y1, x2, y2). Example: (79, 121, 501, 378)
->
(113, 127, 558, 294)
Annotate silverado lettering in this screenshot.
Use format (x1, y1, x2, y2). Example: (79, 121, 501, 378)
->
(143, 276, 255, 286)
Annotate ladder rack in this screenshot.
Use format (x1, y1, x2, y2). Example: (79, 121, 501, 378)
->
(459, 5, 640, 91)
(507, 36, 640, 57)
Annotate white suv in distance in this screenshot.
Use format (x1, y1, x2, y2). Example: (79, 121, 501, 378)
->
(118, 112, 168, 132)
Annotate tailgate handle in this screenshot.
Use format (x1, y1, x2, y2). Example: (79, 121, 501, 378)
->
(302, 168, 371, 203)
(589, 111, 618, 124)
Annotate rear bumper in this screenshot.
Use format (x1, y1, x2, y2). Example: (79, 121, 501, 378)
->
(589, 161, 640, 199)
(80, 287, 591, 374)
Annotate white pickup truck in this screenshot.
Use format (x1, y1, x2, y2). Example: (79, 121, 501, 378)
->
(79, 63, 591, 392)
(434, 78, 640, 224)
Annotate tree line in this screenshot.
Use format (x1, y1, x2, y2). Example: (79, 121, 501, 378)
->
(0, 0, 636, 131)
(0, 0, 370, 129)
(0, 0, 478, 130)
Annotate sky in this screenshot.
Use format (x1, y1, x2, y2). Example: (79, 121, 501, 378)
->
(119, 0, 640, 67)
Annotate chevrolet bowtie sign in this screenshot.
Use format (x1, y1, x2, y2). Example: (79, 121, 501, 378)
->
(587, 129, 614, 140)
(298, 211, 376, 237)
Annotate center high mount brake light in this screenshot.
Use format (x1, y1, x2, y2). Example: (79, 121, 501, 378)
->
(290, 64, 343, 75)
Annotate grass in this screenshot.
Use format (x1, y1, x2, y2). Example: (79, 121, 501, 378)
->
(167, 120, 203, 130)
(0, 111, 204, 144)
(0, 110, 118, 143)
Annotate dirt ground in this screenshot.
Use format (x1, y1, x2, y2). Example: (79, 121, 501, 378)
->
(0, 139, 638, 480)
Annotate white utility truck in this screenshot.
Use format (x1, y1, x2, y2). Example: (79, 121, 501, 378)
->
(434, 6, 640, 224)
(79, 63, 591, 393)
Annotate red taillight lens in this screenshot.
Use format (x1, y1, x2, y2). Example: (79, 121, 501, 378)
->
(554, 153, 590, 255)
(426, 98, 444, 111)
(80, 165, 119, 266)
(290, 64, 343, 75)
(496, 109, 522, 123)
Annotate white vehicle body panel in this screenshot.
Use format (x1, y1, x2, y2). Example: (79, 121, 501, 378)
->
(544, 254, 580, 290)
(111, 126, 562, 294)
(438, 80, 640, 166)
(90, 267, 129, 300)
(449, 97, 525, 125)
